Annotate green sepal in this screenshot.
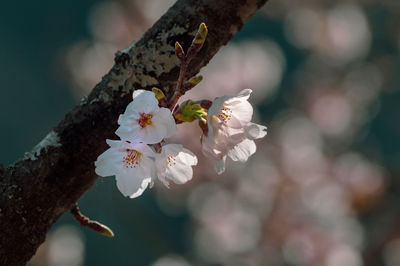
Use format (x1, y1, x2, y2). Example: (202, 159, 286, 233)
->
(175, 100, 207, 122)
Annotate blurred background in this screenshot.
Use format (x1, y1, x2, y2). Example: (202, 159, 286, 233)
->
(1, 0, 400, 265)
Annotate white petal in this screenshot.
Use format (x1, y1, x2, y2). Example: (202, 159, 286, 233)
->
(214, 157, 226, 175)
(227, 139, 256, 162)
(177, 148, 198, 166)
(208, 96, 226, 118)
(132, 89, 146, 99)
(95, 139, 157, 198)
(95, 153, 118, 177)
(237, 88, 252, 99)
(95, 140, 125, 177)
(130, 143, 156, 157)
(115, 169, 151, 198)
(211, 124, 247, 153)
(226, 89, 252, 103)
(129, 178, 152, 198)
(164, 160, 194, 184)
(201, 137, 224, 160)
(156, 144, 197, 185)
(143, 124, 166, 144)
(161, 144, 197, 164)
(161, 143, 183, 154)
(152, 108, 177, 138)
(245, 122, 267, 140)
(115, 155, 156, 198)
(116, 118, 172, 144)
(117, 107, 176, 144)
(130, 90, 158, 114)
(139, 155, 157, 180)
(105, 139, 123, 148)
(118, 102, 139, 124)
(155, 156, 167, 179)
(139, 125, 170, 145)
(228, 100, 253, 126)
(115, 124, 143, 143)
(209, 89, 252, 117)
(208, 115, 223, 135)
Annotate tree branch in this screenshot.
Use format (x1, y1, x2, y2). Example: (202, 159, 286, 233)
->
(0, 0, 268, 264)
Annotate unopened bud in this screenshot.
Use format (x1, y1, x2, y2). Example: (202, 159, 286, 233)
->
(189, 75, 203, 85)
(187, 23, 208, 59)
(193, 23, 208, 45)
(183, 75, 203, 92)
(98, 224, 115, 237)
(70, 203, 115, 238)
(175, 41, 185, 60)
(175, 100, 207, 122)
(152, 87, 166, 100)
(152, 87, 168, 107)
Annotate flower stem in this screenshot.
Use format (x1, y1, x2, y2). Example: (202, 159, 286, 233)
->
(168, 23, 208, 111)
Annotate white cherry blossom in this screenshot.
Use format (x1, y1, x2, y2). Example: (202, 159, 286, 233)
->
(202, 89, 267, 174)
(116, 90, 177, 144)
(95, 140, 156, 198)
(155, 144, 198, 187)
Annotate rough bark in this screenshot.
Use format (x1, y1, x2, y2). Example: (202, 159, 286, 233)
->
(0, 0, 268, 264)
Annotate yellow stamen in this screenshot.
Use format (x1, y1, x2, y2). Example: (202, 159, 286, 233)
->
(217, 106, 232, 123)
(123, 149, 141, 168)
(137, 113, 153, 128)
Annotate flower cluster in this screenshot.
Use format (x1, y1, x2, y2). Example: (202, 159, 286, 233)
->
(95, 88, 266, 198)
(95, 90, 197, 198)
(94, 23, 267, 198)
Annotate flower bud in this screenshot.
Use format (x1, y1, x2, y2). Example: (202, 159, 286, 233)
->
(175, 41, 185, 60)
(193, 23, 208, 46)
(98, 224, 115, 237)
(152, 87, 166, 100)
(187, 23, 208, 59)
(183, 75, 203, 92)
(189, 75, 203, 85)
(174, 100, 207, 122)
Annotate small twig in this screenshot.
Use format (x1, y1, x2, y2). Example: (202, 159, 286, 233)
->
(70, 203, 114, 237)
(168, 23, 208, 110)
(169, 61, 188, 110)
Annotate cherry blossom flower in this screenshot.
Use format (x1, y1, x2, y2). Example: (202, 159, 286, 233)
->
(155, 144, 198, 186)
(116, 90, 177, 144)
(95, 140, 156, 198)
(202, 89, 267, 174)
